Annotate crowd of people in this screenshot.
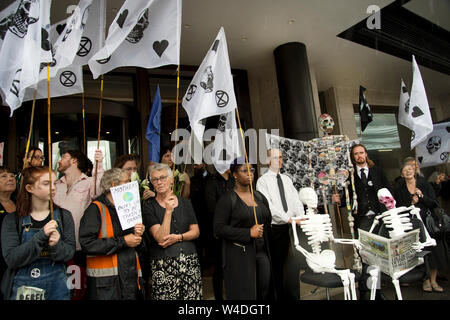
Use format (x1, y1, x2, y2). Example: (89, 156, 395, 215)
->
(0, 143, 449, 300)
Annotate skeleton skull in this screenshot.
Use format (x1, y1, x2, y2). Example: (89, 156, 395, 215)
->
(426, 136, 441, 155)
(126, 8, 149, 44)
(319, 113, 335, 134)
(9, 0, 39, 39)
(377, 188, 396, 210)
(299, 187, 318, 213)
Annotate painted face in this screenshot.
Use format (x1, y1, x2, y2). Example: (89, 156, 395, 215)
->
(319, 114, 335, 134)
(379, 195, 396, 210)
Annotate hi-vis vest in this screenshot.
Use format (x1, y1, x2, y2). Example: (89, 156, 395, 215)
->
(86, 201, 142, 288)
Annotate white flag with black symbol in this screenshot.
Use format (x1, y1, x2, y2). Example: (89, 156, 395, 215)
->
(398, 79, 414, 129)
(0, 1, 21, 50)
(415, 122, 450, 168)
(49, 0, 98, 76)
(211, 110, 242, 174)
(409, 55, 433, 150)
(23, 19, 84, 101)
(182, 27, 238, 143)
(88, 0, 181, 79)
(0, 0, 52, 115)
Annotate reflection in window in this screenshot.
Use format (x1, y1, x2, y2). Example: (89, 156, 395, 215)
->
(354, 113, 401, 150)
(88, 140, 116, 171)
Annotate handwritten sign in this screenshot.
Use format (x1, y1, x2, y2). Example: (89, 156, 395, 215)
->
(110, 181, 142, 230)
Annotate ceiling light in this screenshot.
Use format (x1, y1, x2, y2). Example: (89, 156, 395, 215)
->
(288, 18, 296, 24)
(184, 24, 191, 29)
(240, 36, 248, 42)
(55, 131, 59, 135)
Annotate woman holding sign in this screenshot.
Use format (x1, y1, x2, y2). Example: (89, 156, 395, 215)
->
(79, 168, 146, 300)
(142, 163, 202, 300)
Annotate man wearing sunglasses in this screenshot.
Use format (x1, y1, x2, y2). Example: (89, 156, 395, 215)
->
(256, 148, 305, 300)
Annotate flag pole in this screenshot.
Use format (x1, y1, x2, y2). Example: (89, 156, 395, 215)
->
(172, 65, 180, 175)
(82, 92, 86, 153)
(235, 107, 258, 225)
(94, 74, 104, 196)
(23, 89, 37, 170)
(47, 64, 54, 221)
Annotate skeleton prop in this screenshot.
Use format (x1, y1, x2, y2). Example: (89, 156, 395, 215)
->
(363, 188, 436, 300)
(291, 187, 361, 300)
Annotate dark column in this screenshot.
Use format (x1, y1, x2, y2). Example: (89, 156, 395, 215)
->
(274, 42, 318, 140)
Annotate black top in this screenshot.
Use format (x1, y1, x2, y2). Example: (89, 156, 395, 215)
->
(0, 203, 11, 298)
(142, 196, 198, 260)
(205, 173, 235, 217)
(214, 190, 272, 244)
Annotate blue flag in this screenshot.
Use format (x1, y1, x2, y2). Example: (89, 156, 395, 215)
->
(146, 85, 162, 163)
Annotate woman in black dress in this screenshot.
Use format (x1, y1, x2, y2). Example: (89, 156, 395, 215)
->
(394, 163, 450, 293)
(214, 160, 275, 300)
(142, 163, 202, 300)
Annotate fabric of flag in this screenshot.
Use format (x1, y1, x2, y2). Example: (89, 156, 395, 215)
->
(409, 55, 433, 150)
(182, 27, 238, 144)
(0, 0, 52, 116)
(358, 85, 373, 132)
(23, 19, 84, 101)
(0, 1, 21, 50)
(48, 0, 96, 77)
(415, 122, 450, 168)
(145, 85, 162, 163)
(72, 0, 106, 66)
(398, 78, 413, 129)
(88, 0, 181, 79)
(211, 109, 242, 174)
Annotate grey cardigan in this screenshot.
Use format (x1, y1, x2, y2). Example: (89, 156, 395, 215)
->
(1, 208, 76, 299)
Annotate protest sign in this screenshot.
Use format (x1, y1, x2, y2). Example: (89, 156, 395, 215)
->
(110, 180, 142, 230)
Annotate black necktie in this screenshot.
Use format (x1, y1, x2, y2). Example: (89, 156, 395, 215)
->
(277, 174, 288, 212)
(360, 168, 368, 185)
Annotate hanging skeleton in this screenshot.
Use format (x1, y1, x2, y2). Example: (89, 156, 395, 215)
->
(361, 188, 436, 300)
(307, 114, 361, 271)
(291, 187, 361, 300)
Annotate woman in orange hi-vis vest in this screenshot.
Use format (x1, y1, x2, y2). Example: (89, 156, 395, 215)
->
(79, 168, 145, 300)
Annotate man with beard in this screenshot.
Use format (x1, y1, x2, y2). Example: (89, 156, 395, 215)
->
(332, 143, 391, 300)
(53, 149, 103, 299)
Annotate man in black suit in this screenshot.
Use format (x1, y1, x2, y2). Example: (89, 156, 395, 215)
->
(332, 143, 391, 300)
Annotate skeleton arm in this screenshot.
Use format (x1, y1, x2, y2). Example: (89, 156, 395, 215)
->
(409, 207, 437, 250)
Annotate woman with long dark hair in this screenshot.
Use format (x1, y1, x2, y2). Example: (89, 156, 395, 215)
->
(1, 166, 75, 300)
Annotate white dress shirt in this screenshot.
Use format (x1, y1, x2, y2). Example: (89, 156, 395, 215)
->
(256, 169, 305, 225)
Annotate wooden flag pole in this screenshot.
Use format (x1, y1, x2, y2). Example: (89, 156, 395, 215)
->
(235, 107, 258, 225)
(94, 75, 104, 196)
(47, 64, 54, 220)
(23, 89, 37, 170)
(82, 92, 86, 153)
(172, 66, 180, 176)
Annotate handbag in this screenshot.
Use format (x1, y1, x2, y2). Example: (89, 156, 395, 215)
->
(425, 208, 450, 239)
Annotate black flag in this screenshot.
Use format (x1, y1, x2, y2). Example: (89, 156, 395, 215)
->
(359, 85, 373, 132)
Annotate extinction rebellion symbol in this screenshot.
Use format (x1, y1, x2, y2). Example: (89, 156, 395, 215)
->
(186, 85, 197, 101)
(60, 71, 76, 87)
(215, 90, 229, 108)
(77, 36, 92, 57)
